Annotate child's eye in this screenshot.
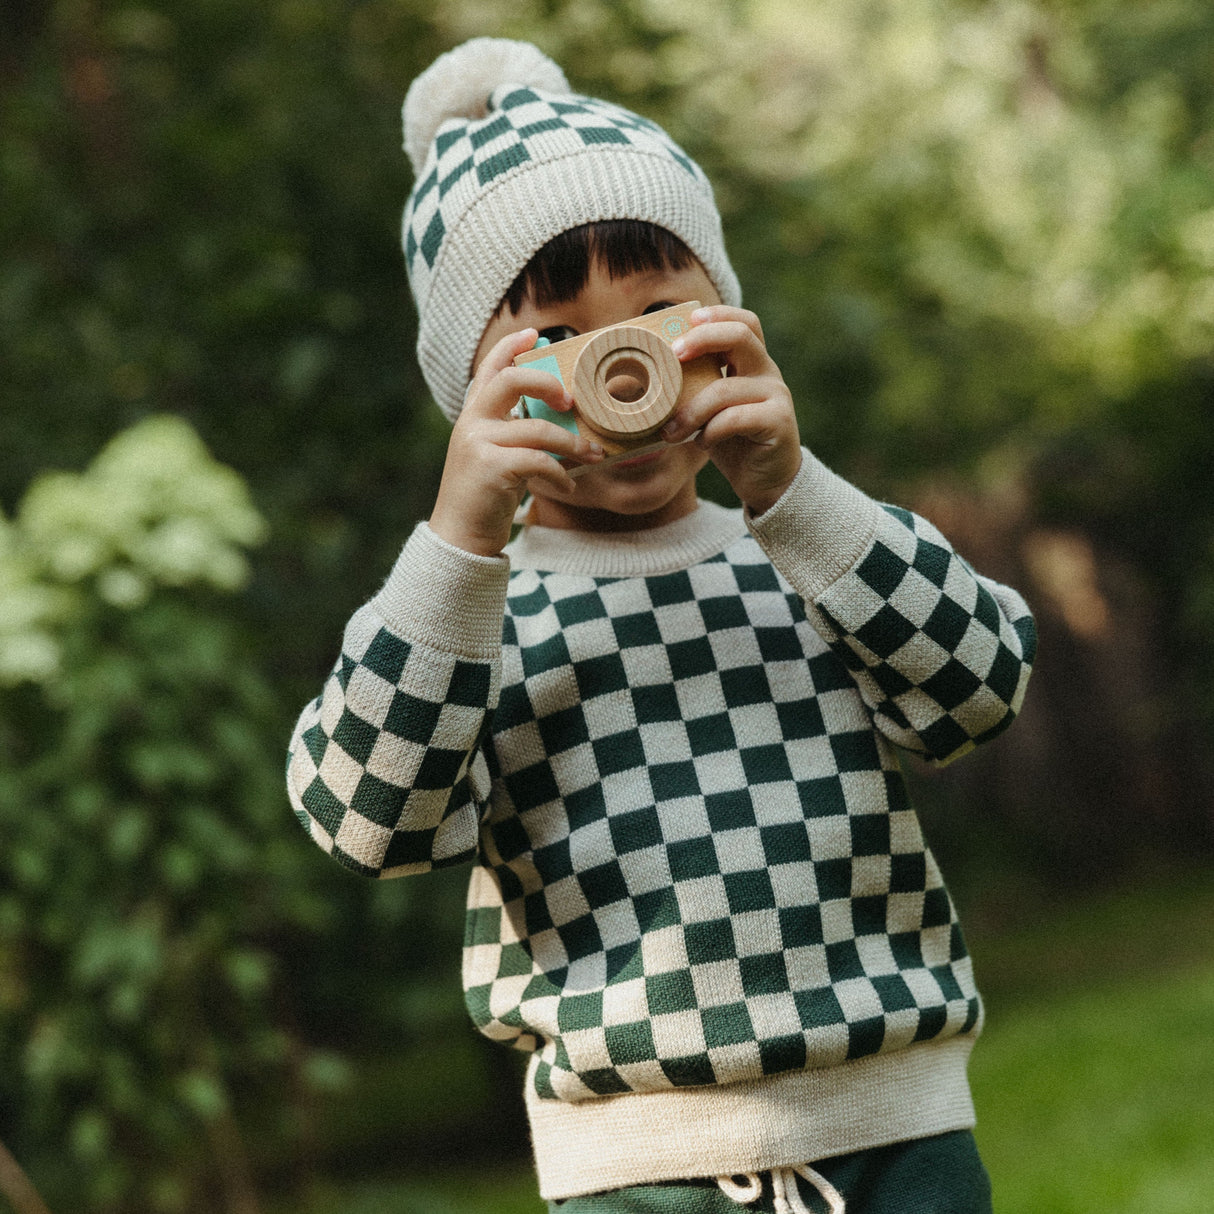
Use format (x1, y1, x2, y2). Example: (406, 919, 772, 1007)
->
(642, 301, 677, 315)
(538, 325, 578, 345)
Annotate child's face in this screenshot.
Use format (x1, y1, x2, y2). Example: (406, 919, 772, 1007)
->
(474, 259, 723, 532)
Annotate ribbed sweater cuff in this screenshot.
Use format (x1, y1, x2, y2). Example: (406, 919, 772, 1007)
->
(745, 449, 886, 602)
(371, 522, 510, 660)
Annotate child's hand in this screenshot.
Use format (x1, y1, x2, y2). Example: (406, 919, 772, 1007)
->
(660, 306, 802, 516)
(429, 329, 605, 556)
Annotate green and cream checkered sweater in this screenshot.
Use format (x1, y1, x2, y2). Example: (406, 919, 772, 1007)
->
(287, 452, 1035, 1199)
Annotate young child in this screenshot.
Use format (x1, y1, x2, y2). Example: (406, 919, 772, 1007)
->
(287, 38, 1036, 1214)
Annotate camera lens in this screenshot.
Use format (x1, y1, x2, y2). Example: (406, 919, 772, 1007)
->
(604, 357, 650, 406)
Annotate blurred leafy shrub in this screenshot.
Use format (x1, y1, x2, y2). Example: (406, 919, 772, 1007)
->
(0, 417, 341, 1212)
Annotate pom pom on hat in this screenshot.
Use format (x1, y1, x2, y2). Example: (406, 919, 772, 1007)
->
(403, 39, 570, 176)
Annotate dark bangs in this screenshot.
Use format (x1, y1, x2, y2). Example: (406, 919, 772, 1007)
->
(497, 220, 697, 316)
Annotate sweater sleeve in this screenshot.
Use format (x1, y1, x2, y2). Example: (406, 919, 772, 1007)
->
(748, 451, 1036, 765)
(286, 522, 511, 876)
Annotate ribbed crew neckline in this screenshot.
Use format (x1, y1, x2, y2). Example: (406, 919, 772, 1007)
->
(506, 499, 747, 578)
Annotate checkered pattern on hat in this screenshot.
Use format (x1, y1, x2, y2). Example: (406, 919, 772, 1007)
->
(404, 86, 702, 291)
(400, 49, 742, 423)
(287, 504, 1033, 1105)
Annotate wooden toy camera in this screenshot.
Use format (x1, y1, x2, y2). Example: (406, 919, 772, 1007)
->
(512, 302, 721, 466)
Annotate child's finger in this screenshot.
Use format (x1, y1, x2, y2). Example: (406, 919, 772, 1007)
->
(464, 330, 575, 420)
(470, 367, 576, 424)
(686, 305, 768, 360)
(478, 326, 540, 374)
(480, 444, 580, 498)
(491, 418, 605, 465)
(695, 392, 791, 449)
(673, 318, 771, 378)
(690, 304, 766, 344)
(661, 373, 790, 444)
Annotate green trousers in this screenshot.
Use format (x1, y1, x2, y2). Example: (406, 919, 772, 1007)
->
(547, 1130, 992, 1214)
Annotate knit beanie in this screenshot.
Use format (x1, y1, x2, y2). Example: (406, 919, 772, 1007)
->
(401, 38, 742, 422)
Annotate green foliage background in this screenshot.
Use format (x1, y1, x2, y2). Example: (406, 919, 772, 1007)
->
(1, 0, 1212, 1209)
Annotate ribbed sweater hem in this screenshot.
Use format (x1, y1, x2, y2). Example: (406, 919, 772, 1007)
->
(526, 1036, 977, 1200)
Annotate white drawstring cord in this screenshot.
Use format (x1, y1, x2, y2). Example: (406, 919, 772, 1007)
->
(786, 1165, 846, 1214)
(772, 1167, 809, 1214)
(716, 1165, 846, 1214)
(717, 1173, 763, 1203)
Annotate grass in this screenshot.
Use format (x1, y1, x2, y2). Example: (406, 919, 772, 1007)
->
(969, 873, 1214, 1214)
(974, 962, 1214, 1213)
(291, 874, 1214, 1214)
